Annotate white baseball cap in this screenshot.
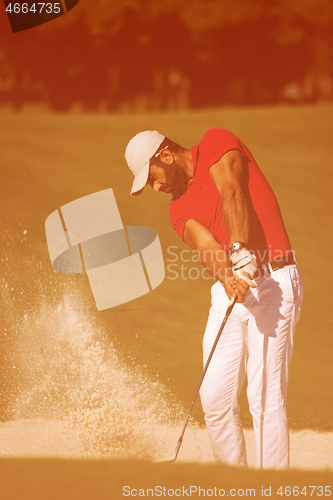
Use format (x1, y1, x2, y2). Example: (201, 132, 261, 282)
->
(125, 130, 165, 195)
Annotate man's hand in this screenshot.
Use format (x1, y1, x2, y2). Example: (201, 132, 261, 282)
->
(230, 249, 258, 288)
(224, 272, 251, 303)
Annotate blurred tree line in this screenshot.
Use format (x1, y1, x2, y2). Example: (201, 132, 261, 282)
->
(0, 0, 332, 111)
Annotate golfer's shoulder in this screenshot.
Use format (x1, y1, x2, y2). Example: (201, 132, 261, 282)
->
(201, 128, 238, 144)
(200, 128, 241, 152)
(199, 128, 242, 167)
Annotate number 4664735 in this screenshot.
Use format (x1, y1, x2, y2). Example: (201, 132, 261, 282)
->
(6, 3, 61, 14)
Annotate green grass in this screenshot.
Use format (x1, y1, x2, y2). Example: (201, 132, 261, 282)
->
(1, 103, 332, 430)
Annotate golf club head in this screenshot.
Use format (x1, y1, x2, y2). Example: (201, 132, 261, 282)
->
(154, 436, 182, 463)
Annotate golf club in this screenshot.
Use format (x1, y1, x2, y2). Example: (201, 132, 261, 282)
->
(155, 295, 236, 463)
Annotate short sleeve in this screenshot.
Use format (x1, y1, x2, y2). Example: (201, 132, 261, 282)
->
(200, 128, 243, 170)
(168, 204, 191, 242)
(168, 183, 203, 241)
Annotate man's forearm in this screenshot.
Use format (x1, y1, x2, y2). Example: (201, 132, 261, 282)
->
(183, 218, 249, 302)
(197, 244, 233, 284)
(222, 191, 250, 247)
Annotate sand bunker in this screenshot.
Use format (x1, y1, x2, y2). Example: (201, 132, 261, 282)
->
(1, 291, 332, 470)
(0, 418, 332, 470)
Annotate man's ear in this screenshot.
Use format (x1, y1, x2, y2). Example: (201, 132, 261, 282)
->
(159, 148, 175, 166)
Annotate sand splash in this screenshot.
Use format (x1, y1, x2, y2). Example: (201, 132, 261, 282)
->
(1, 284, 183, 460)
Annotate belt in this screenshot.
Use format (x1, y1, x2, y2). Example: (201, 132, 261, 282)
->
(259, 254, 296, 275)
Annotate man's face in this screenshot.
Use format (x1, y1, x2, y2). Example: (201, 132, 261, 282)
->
(147, 159, 188, 200)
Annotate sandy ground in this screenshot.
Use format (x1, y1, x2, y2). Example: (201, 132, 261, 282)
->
(0, 419, 332, 470)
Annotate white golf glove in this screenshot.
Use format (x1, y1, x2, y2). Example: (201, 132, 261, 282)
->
(230, 249, 258, 288)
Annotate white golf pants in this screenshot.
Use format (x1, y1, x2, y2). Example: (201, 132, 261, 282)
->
(200, 265, 303, 469)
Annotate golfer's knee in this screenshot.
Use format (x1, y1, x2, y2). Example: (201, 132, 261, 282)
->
(201, 396, 233, 422)
(248, 396, 286, 417)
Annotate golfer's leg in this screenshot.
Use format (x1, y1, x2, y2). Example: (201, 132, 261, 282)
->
(200, 282, 248, 466)
(247, 266, 303, 469)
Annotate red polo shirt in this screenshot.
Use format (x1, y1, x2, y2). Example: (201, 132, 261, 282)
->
(168, 128, 292, 264)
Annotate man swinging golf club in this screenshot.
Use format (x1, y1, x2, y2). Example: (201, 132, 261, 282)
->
(125, 128, 303, 468)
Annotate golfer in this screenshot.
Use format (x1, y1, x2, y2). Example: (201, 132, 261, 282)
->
(125, 129, 303, 468)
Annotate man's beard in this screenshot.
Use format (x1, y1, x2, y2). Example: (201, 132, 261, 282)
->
(162, 162, 189, 200)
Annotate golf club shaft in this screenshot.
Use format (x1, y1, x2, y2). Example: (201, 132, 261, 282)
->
(172, 296, 236, 461)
